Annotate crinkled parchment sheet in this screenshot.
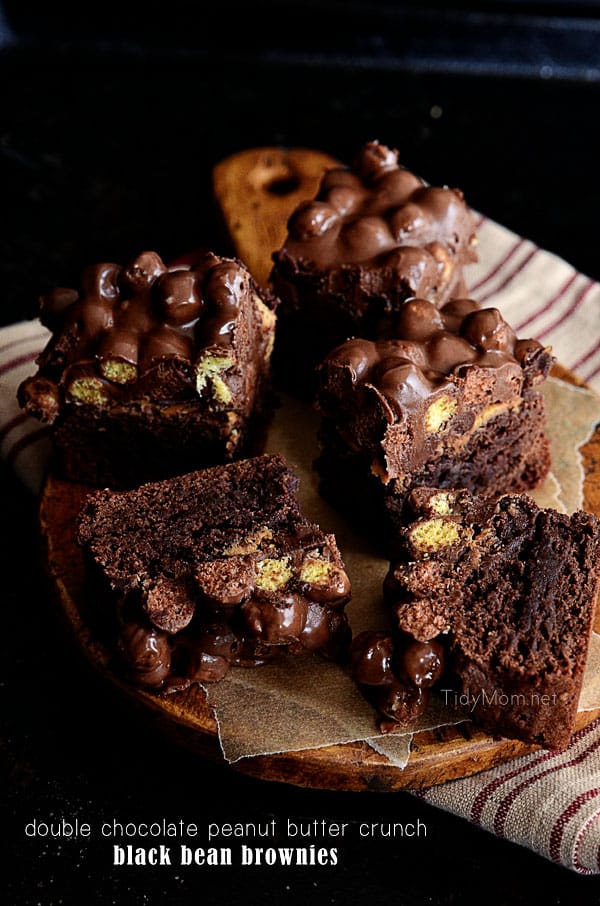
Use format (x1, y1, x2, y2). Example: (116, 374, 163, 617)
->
(205, 378, 600, 768)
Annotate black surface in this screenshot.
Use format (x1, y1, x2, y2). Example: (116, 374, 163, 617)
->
(6, 1, 600, 82)
(3, 32, 600, 905)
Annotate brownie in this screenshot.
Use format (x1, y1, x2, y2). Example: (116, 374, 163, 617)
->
(351, 488, 600, 750)
(270, 140, 479, 393)
(316, 298, 554, 548)
(77, 454, 352, 690)
(18, 251, 277, 487)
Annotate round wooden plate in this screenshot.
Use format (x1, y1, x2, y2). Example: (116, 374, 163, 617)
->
(38, 364, 600, 793)
(38, 148, 600, 792)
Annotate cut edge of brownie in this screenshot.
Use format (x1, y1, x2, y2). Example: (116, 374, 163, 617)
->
(77, 454, 352, 691)
(316, 392, 551, 555)
(356, 489, 600, 750)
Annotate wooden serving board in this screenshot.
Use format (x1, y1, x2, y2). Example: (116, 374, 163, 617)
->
(39, 147, 600, 792)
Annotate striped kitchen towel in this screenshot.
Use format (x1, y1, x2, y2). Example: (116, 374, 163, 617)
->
(416, 717, 600, 875)
(0, 318, 52, 493)
(1, 214, 600, 873)
(469, 215, 600, 382)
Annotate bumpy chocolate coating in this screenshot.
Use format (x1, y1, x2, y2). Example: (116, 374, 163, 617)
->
(181, 649, 231, 684)
(270, 141, 480, 397)
(120, 251, 166, 292)
(279, 142, 478, 274)
(293, 604, 351, 657)
(156, 270, 204, 326)
(395, 634, 445, 688)
(173, 622, 238, 683)
(118, 620, 171, 688)
(189, 542, 351, 658)
(19, 247, 281, 488)
(351, 630, 444, 689)
(373, 683, 429, 729)
(461, 308, 516, 351)
(169, 620, 281, 684)
(317, 297, 554, 489)
(19, 250, 276, 423)
(322, 298, 546, 396)
(350, 629, 444, 730)
(350, 631, 395, 686)
(393, 298, 445, 342)
(90, 252, 236, 367)
(240, 595, 309, 645)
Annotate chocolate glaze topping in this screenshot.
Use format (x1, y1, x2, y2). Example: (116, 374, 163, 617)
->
(118, 619, 172, 688)
(40, 251, 250, 370)
(397, 634, 445, 688)
(269, 141, 480, 396)
(19, 250, 277, 422)
(278, 141, 478, 273)
(350, 629, 444, 731)
(320, 298, 549, 402)
(317, 297, 553, 486)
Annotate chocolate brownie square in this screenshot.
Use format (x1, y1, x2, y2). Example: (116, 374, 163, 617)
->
(351, 488, 600, 750)
(316, 298, 553, 546)
(19, 251, 277, 487)
(271, 140, 478, 393)
(77, 454, 351, 690)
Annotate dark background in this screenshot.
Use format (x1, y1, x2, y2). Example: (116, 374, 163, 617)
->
(3, 2, 600, 903)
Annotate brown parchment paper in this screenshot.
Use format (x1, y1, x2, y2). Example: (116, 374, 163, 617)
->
(205, 380, 600, 765)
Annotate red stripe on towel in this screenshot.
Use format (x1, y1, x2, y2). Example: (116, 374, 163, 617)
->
(550, 787, 600, 867)
(535, 279, 595, 341)
(493, 734, 600, 839)
(0, 350, 39, 378)
(514, 272, 578, 333)
(478, 247, 539, 304)
(469, 237, 525, 293)
(470, 719, 600, 826)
